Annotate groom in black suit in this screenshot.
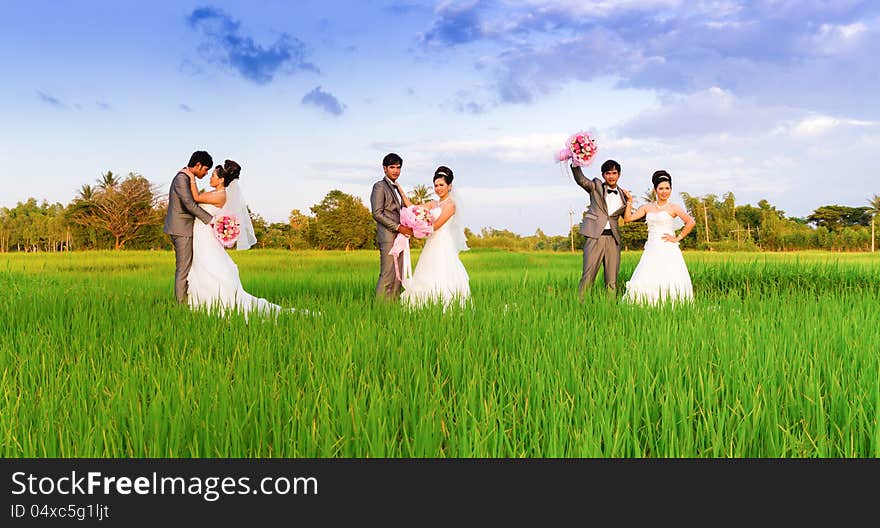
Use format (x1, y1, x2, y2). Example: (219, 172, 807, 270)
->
(572, 159, 629, 299)
(370, 153, 414, 300)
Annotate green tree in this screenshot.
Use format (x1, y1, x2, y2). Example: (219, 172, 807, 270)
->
(0, 207, 8, 252)
(249, 210, 268, 245)
(0, 199, 69, 252)
(757, 199, 785, 218)
(257, 222, 292, 249)
(464, 227, 476, 248)
(77, 184, 95, 201)
(467, 227, 530, 250)
(310, 190, 375, 250)
(807, 205, 871, 231)
(97, 171, 120, 191)
(619, 220, 648, 251)
(66, 184, 108, 249)
(288, 209, 316, 249)
(734, 204, 763, 230)
(868, 194, 880, 252)
(531, 228, 550, 250)
(68, 172, 161, 250)
(680, 192, 719, 245)
(570, 224, 585, 250)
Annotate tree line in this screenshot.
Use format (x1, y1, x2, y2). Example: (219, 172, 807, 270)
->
(1, 171, 877, 252)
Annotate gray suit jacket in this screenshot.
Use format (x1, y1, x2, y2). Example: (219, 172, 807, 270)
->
(163, 171, 214, 236)
(370, 178, 402, 247)
(572, 165, 629, 243)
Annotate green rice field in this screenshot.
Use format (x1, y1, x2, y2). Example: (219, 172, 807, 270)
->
(2, 249, 879, 457)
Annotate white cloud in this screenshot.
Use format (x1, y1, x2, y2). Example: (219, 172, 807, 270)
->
(812, 22, 868, 55)
(417, 133, 560, 162)
(512, 0, 684, 17)
(620, 87, 880, 144)
(618, 87, 791, 138)
(399, 133, 647, 166)
(423, 1, 880, 119)
(787, 114, 878, 137)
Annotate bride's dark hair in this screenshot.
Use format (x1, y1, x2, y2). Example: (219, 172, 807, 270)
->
(651, 170, 671, 189)
(433, 166, 454, 184)
(216, 159, 241, 187)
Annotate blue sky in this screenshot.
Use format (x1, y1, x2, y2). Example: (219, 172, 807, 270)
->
(2, 1, 879, 235)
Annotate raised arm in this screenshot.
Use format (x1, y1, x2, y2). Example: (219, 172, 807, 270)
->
(188, 174, 226, 207)
(622, 190, 648, 222)
(571, 164, 595, 192)
(172, 173, 213, 224)
(394, 182, 413, 208)
(432, 201, 456, 230)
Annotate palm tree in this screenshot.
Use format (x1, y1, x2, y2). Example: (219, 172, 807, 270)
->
(409, 184, 435, 205)
(97, 171, 119, 191)
(76, 184, 94, 201)
(868, 193, 880, 253)
(627, 188, 656, 209)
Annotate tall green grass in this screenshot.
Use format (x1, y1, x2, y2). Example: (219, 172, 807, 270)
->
(1, 249, 878, 457)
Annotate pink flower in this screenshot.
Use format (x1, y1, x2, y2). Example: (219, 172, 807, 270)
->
(400, 205, 434, 239)
(213, 213, 241, 248)
(560, 130, 598, 167)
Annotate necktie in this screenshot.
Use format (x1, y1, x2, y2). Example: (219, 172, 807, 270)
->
(388, 181, 401, 203)
(606, 188, 618, 194)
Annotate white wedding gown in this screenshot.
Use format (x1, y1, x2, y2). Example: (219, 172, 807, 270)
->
(187, 204, 283, 315)
(623, 210, 693, 305)
(401, 204, 471, 309)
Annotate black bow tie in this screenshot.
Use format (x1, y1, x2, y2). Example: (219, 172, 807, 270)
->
(606, 188, 618, 194)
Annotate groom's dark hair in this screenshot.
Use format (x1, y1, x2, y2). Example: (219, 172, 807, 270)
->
(383, 153, 403, 167)
(188, 150, 213, 168)
(601, 159, 621, 174)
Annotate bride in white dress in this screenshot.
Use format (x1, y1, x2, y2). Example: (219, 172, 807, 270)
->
(186, 159, 286, 315)
(397, 166, 471, 309)
(621, 170, 696, 305)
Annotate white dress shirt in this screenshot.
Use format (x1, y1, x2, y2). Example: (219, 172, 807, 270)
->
(603, 187, 622, 230)
(385, 177, 401, 206)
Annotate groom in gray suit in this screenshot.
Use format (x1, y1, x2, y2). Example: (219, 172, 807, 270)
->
(571, 159, 629, 299)
(163, 150, 215, 303)
(370, 153, 414, 300)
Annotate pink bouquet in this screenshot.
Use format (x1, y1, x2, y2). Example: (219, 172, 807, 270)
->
(390, 205, 436, 284)
(213, 213, 241, 248)
(401, 205, 435, 238)
(556, 131, 599, 167)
